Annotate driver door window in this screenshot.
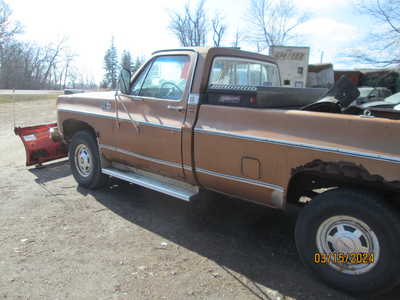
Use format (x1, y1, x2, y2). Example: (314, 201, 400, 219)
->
(138, 55, 190, 101)
(130, 63, 151, 96)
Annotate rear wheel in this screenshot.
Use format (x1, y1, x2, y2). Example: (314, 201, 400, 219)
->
(295, 188, 400, 295)
(69, 130, 108, 189)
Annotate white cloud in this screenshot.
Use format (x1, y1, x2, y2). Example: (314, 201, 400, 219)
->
(295, 0, 350, 13)
(299, 17, 360, 43)
(295, 17, 361, 67)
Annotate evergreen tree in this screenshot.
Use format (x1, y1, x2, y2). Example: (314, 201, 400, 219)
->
(103, 37, 119, 89)
(120, 50, 133, 73)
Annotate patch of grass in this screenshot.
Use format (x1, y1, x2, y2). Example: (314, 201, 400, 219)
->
(0, 93, 62, 104)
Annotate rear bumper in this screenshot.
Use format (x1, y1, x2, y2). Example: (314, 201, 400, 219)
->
(14, 123, 68, 166)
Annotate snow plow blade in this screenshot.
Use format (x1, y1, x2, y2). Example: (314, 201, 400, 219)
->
(14, 123, 67, 167)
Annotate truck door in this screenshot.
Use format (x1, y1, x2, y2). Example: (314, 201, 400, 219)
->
(108, 52, 196, 180)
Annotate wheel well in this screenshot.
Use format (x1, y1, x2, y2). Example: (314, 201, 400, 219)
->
(62, 119, 97, 143)
(286, 159, 400, 205)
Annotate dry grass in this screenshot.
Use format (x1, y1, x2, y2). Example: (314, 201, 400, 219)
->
(0, 93, 62, 104)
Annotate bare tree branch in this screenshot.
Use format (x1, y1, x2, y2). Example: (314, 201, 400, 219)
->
(246, 0, 309, 50)
(42, 36, 68, 85)
(232, 29, 242, 48)
(168, 0, 209, 47)
(211, 13, 226, 47)
(0, 0, 23, 44)
(349, 0, 400, 66)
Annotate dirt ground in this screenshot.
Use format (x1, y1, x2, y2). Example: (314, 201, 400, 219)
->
(1, 98, 400, 300)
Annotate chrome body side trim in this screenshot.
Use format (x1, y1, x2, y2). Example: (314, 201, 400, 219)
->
(195, 167, 284, 193)
(135, 120, 180, 131)
(59, 108, 115, 119)
(99, 144, 184, 169)
(99, 143, 284, 194)
(195, 128, 400, 164)
(58, 108, 181, 131)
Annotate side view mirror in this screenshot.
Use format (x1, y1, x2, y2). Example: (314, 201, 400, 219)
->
(118, 68, 131, 94)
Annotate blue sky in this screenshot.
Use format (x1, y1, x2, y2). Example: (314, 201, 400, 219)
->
(7, 0, 373, 82)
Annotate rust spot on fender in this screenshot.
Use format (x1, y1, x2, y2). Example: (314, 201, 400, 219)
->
(292, 159, 400, 191)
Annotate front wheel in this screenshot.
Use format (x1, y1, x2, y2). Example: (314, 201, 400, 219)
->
(69, 130, 108, 189)
(295, 188, 400, 295)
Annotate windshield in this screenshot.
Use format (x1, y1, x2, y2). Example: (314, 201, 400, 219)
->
(384, 92, 400, 104)
(358, 87, 374, 97)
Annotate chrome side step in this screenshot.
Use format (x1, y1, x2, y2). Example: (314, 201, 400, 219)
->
(102, 167, 199, 201)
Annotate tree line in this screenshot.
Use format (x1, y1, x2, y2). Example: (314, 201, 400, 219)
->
(0, 0, 145, 90)
(0, 0, 98, 90)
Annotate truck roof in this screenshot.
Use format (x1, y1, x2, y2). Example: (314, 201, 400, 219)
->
(149, 47, 278, 94)
(152, 47, 277, 65)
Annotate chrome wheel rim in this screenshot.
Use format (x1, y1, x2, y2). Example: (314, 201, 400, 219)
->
(316, 215, 380, 275)
(74, 144, 93, 177)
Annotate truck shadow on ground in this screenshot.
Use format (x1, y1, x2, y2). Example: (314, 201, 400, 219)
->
(28, 159, 70, 184)
(77, 180, 400, 300)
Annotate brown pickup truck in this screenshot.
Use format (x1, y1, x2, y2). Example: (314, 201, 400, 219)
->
(15, 47, 400, 295)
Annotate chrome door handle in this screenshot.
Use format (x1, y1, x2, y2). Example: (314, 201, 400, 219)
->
(167, 105, 184, 111)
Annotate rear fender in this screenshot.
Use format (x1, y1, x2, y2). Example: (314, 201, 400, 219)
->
(14, 123, 68, 166)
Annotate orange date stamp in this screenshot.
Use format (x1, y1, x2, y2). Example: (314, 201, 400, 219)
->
(314, 253, 375, 264)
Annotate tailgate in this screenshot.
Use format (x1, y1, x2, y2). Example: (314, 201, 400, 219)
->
(14, 123, 68, 166)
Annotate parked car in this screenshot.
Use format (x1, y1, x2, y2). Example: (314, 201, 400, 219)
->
(358, 91, 400, 110)
(356, 93, 400, 119)
(352, 87, 392, 105)
(14, 47, 400, 296)
(386, 92, 400, 108)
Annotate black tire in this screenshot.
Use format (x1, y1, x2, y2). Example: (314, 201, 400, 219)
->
(68, 130, 108, 189)
(295, 188, 400, 295)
